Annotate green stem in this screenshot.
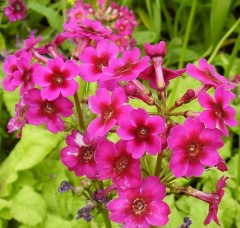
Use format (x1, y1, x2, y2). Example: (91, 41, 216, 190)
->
(235, 134, 240, 200)
(73, 92, 85, 130)
(161, 172, 173, 183)
(178, 0, 197, 69)
(101, 209, 112, 228)
(225, 32, 240, 78)
(142, 156, 152, 175)
(208, 18, 240, 64)
(161, 1, 174, 39)
(173, 0, 187, 36)
(154, 152, 163, 176)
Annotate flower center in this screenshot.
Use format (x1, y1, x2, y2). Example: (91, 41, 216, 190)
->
(213, 104, 224, 119)
(42, 102, 55, 115)
(188, 141, 203, 157)
(23, 70, 31, 83)
(102, 106, 114, 122)
(114, 156, 129, 174)
(96, 57, 108, 72)
(132, 198, 147, 215)
(81, 26, 98, 35)
(116, 62, 133, 74)
(137, 126, 149, 139)
(80, 146, 94, 163)
(14, 1, 23, 12)
(54, 73, 64, 85)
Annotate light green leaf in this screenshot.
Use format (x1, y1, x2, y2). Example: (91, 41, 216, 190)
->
(0, 199, 12, 220)
(133, 31, 157, 45)
(43, 214, 72, 228)
(28, 2, 63, 32)
(11, 186, 46, 226)
(0, 33, 6, 52)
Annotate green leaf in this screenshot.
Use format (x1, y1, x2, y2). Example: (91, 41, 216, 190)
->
(43, 214, 72, 228)
(28, 2, 63, 32)
(133, 31, 157, 45)
(11, 186, 46, 226)
(0, 33, 6, 52)
(0, 199, 12, 220)
(210, 0, 232, 45)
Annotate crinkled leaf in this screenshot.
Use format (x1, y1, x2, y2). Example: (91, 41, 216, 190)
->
(11, 186, 46, 226)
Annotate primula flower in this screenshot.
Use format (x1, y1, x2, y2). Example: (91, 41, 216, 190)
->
(95, 140, 141, 189)
(12, 54, 39, 95)
(139, 65, 186, 89)
(107, 176, 170, 227)
(79, 39, 119, 82)
(168, 117, 224, 178)
(186, 58, 234, 89)
(198, 86, 238, 136)
(117, 108, 165, 158)
(60, 130, 104, 178)
(7, 98, 28, 138)
(101, 47, 149, 82)
(24, 34, 42, 51)
(4, 0, 27, 22)
(33, 56, 79, 101)
(87, 87, 131, 136)
(182, 176, 228, 226)
(143, 41, 167, 58)
(23, 88, 73, 133)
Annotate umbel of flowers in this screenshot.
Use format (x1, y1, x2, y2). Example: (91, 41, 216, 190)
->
(2, 0, 238, 227)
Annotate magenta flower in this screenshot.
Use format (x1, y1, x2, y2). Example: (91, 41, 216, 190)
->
(139, 65, 186, 89)
(23, 88, 73, 133)
(182, 176, 228, 226)
(107, 176, 170, 227)
(24, 34, 42, 51)
(87, 87, 131, 136)
(63, 19, 111, 41)
(12, 54, 39, 95)
(198, 86, 238, 136)
(101, 47, 149, 82)
(7, 98, 28, 138)
(95, 140, 141, 189)
(79, 40, 119, 82)
(60, 130, 104, 178)
(143, 41, 167, 58)
(4, 0, 27, 22)
(168, 117, 224, 178)
(117, 108, 165, 158)
(33, 57, 79, 101)
(186, 58, 234, 89)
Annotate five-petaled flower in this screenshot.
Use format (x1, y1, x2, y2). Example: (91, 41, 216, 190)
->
(107, 176, 171, 227)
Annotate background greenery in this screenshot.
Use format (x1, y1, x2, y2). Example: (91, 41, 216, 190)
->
(0, 0, 239, 227)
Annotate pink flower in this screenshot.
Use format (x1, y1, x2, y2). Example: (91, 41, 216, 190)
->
(107, 176, 170, 227)
(60, 130, 104, 178)
(181, 176, 228, 226)
(101, 47, 149, 82)
(79, 40, 119, 82)
(7, 98, 28, 138)
(33, 57, 79, 101)
(24, 35, 42, 51)
(87, 87, 131, 136)
(143, 41, 167, 58)
(4, 0, 27, 22)
(23, 88, 73, 133)
(186, 58, 234, 89)
(114, 18, 132, 36)
(117, 108, 165, 158)
(168, 117, 224, 178)
(139, 65, 186, 89)
(12, 54, 39, 95)
(95, 140, 141, 189)
(198, 86, 238, 136)
(63, 19, 111, 40)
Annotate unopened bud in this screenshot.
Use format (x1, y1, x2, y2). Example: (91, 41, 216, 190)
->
(73, 186, 84, 196)
(175, 89, 195, 107)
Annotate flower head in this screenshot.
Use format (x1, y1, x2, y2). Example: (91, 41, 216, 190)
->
(33, 57, 79, 101)
(79, 39, 119, 82)
(198, 86, 238, 136)
(95, 140, 141, 189)
(107, 176, 170, 227)
(87, 87, 131, 136)
(117, 108, 165, 158)
(23, 88, 73, 133)
(168, 117, 224, 178)
(4, 0, 27, 22)
(143, 41, 167, 58)
(102, 47, 149, 82)
(186, 58, 234, 88)
(60, 130, 104, 178)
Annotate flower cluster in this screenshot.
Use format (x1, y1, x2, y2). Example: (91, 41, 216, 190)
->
(2, 1, 238, 227)
(3, 0, 27, 22)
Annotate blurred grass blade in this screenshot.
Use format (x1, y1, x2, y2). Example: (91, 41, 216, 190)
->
(145, 0, 152, 18)
(210, 0, 232, 46)
(28, 2, 63, 32)
(152, 0, 161, 41)
(136, 8, 152, 30)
